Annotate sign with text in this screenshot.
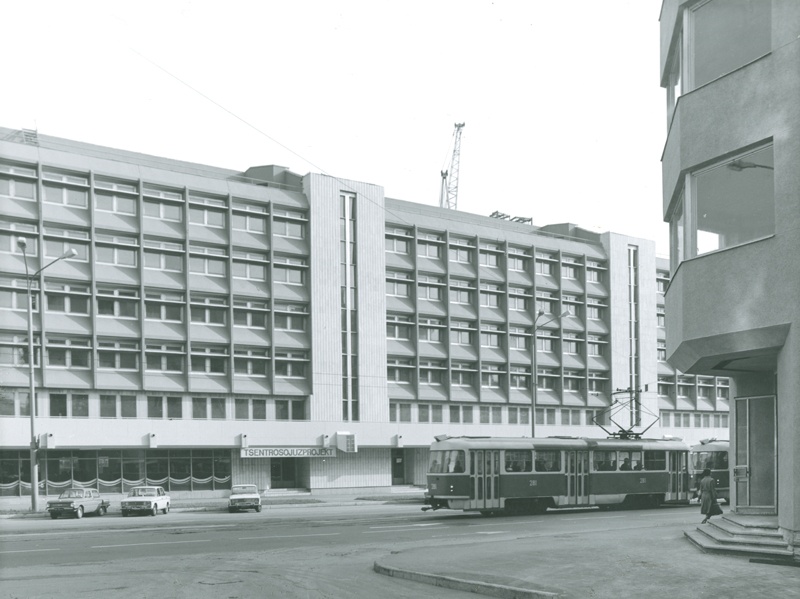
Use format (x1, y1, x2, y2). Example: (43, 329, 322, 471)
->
(240, 447, 336, 459)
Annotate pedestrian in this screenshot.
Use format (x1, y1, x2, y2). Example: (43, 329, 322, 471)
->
(699, 468, 722, 523)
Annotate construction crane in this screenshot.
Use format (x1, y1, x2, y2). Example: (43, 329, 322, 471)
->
(439, 122, 465, 210)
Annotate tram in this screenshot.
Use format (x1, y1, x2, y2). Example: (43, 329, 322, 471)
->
(689, 439, 730, 503)
(423, 435, 690, 515)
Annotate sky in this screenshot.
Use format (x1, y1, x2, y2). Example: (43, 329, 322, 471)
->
(2, 0, 669, 255)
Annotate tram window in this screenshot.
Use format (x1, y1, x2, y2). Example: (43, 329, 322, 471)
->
(643, 451, 666, 470)
(428, 451, 444, 473)
(618, 452, 633, 470)
(593, 450, 616, 471)
(442, 450, 465, 473)
(630, 451, 643, 470)
(505, 450, 532, 473)
(712, 451, 728, 469)
(534, 450, 560, 472)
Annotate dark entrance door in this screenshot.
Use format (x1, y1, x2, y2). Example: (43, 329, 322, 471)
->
(270, 458, 297, 489)
(391, 449, 405, 485)
(733, 395, 776, 515)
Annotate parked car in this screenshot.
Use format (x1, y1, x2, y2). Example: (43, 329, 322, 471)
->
(47, 488, 110, 519)
(120, 486, 171, 516)
(228, 484, 262, 513)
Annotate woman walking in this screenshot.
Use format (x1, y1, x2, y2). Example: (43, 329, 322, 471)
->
(699, 468, 722, 523)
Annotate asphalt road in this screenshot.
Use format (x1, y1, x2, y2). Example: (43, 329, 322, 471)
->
(0, 503, 702, 598)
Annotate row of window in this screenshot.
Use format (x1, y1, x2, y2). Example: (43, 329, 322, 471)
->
(389, 403, 608, 427)
(0, 339, 307, 376)
(0, 283, 308, 329)
(0, 391, 306, 421)
(660, 411, 729, 429)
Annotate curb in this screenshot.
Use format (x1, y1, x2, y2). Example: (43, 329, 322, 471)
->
(373, 561, 559, 599)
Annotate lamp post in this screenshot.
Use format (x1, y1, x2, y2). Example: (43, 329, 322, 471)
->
(16, 238, 77, 512)
(531, 308, 570, 438)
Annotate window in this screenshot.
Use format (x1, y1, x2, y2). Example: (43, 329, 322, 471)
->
(479, 405, 502, 423)
(273, 257, 306, 285)
(481, 364, 503, 388)
(419, 318, 443, 342)
(657, 341, 667, 361)
(44, 227, 90, 262)
(144, 240, 184, 272)
(145, 343, 184, 372)
(536, 335, 555, 352)
(0, 172, 37, 200)
(0, 222, 38, 256)
(0, 278, 37, 312)
(274, 350, 307, 378)
(98, 340, 139, 370)
(563, 371, 583, 392)
(97, 288, 138, 318)
(386, 235, 409, 254)
(684, 145, 774, 259)
(273, 217, 306, 239)
(145, 292, 184, 322)
(95, 190, 137, 215)
(43, 183, 88, 207)
(417, 242, 441, 259)
(448, 245, 471, 263)
(507, 407, 530, 425)
(144, 199, 182, 221)
(191, 346, 228, 374)
(45, 283, 90, 315)
(450, 321, 473, 345)
(449, 279, 472, 305)
(386, 271, 411, 297)
(49, 393, 89, 418)
(510, 365, 531, 389)
(418, 277, 443, 301)
(100, 394, 118, 418)
(420, 360, 445, 385)
(563, 334, 582, 355)
(588, 373, 607, 394)
(480, 324, 502, 348)
(689, 0, 770, 91)
(0, 333, 38, 366)
(189, 246, 227, 277)
(562, 264, 578, 279)
(387, 358, 414, 383)
(535, 255, 554, 275)
(233, 299, 268, 328)
(479, 283, 501, 308)
(509, 327, 529, 350)
(190, 205, 226, 228)
(234, 347, 269, 376)
(450, 362, 475, 386)
(273, 302, 307, 330)
(95, 235, 138, 267)
(657, 309, 666, 328)
(508, 295, 527, 311)
(534, 450, 561, 472)
(190, 296, 227, 325)
(167, 396, 182, 419)
(508, 254, 527, 271)
(232, 251, 268, 281)
(147, 396, 164, 418)
(232, 211, 266, 233)
(537, 368, 558, 391)
(276, 399, 306, 421)
(588, 335, 605, 356)
(479, 250, 499, 267)
(47, 337, 91, 368)
(386, 315, 412, 340)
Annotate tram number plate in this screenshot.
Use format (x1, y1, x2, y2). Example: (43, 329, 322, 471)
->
(639, 477, 647, 484)
(529, 480, 537, 486)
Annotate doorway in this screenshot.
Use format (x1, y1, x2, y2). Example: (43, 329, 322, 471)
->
(733, 395, 776, 515)
(270, 458, 297, 489)
(391, 449, 406, 485)
(565, 451, 590, 506)
(469, 449, 501, 511)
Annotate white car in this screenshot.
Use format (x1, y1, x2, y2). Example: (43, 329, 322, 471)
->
(121, 486, 171, 516)
(228, 484, 262, 513)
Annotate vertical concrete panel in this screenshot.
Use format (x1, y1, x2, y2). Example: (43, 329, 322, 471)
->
(231, 454, 271, 490)
(308, 448, 392, 489)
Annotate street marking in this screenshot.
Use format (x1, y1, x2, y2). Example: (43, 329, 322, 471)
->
(368, 523, 443, 529)
(363, 526, 449, 534)
(562, 516, 627, 521)
(0, 548, 61, 554)
(91, 539, 212, 548)
(238, 533, 341, 540)
(0, 524, 234, 539)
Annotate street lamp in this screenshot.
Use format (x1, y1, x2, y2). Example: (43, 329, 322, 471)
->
(531, 308, 570, 438)
(16, 238, 77, 512)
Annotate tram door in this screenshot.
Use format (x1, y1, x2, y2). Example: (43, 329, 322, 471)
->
(470, 450, 501, 511)
(667, 451, 688, 501)
(565, 451, 590, 506)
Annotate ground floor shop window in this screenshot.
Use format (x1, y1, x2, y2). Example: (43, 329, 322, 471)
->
(0, 449, 232, 496)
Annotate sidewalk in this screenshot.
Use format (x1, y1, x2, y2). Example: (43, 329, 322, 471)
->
(374, 515, 800, 599)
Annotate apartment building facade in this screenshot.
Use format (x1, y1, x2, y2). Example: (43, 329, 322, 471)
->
(659, 0, 799, 553)
(1, 127, 726, 502)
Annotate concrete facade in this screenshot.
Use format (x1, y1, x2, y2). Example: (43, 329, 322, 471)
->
(660, 0, 800, 553)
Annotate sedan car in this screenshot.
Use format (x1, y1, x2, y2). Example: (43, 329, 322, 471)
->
(120, 486, 171, 516)
(228, 484, 262, 513)
(47, 488, 110, 519)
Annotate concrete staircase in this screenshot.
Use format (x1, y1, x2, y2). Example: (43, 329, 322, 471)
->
(685, 514, 796, 563)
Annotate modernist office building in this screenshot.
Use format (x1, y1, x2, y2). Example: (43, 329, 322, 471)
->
(0, 127, 726, 502)
(660, 1, 799, 554)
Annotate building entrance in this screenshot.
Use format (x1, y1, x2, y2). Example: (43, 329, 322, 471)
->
(733, 395, 776, 515)
(270, 458, 297, 489)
